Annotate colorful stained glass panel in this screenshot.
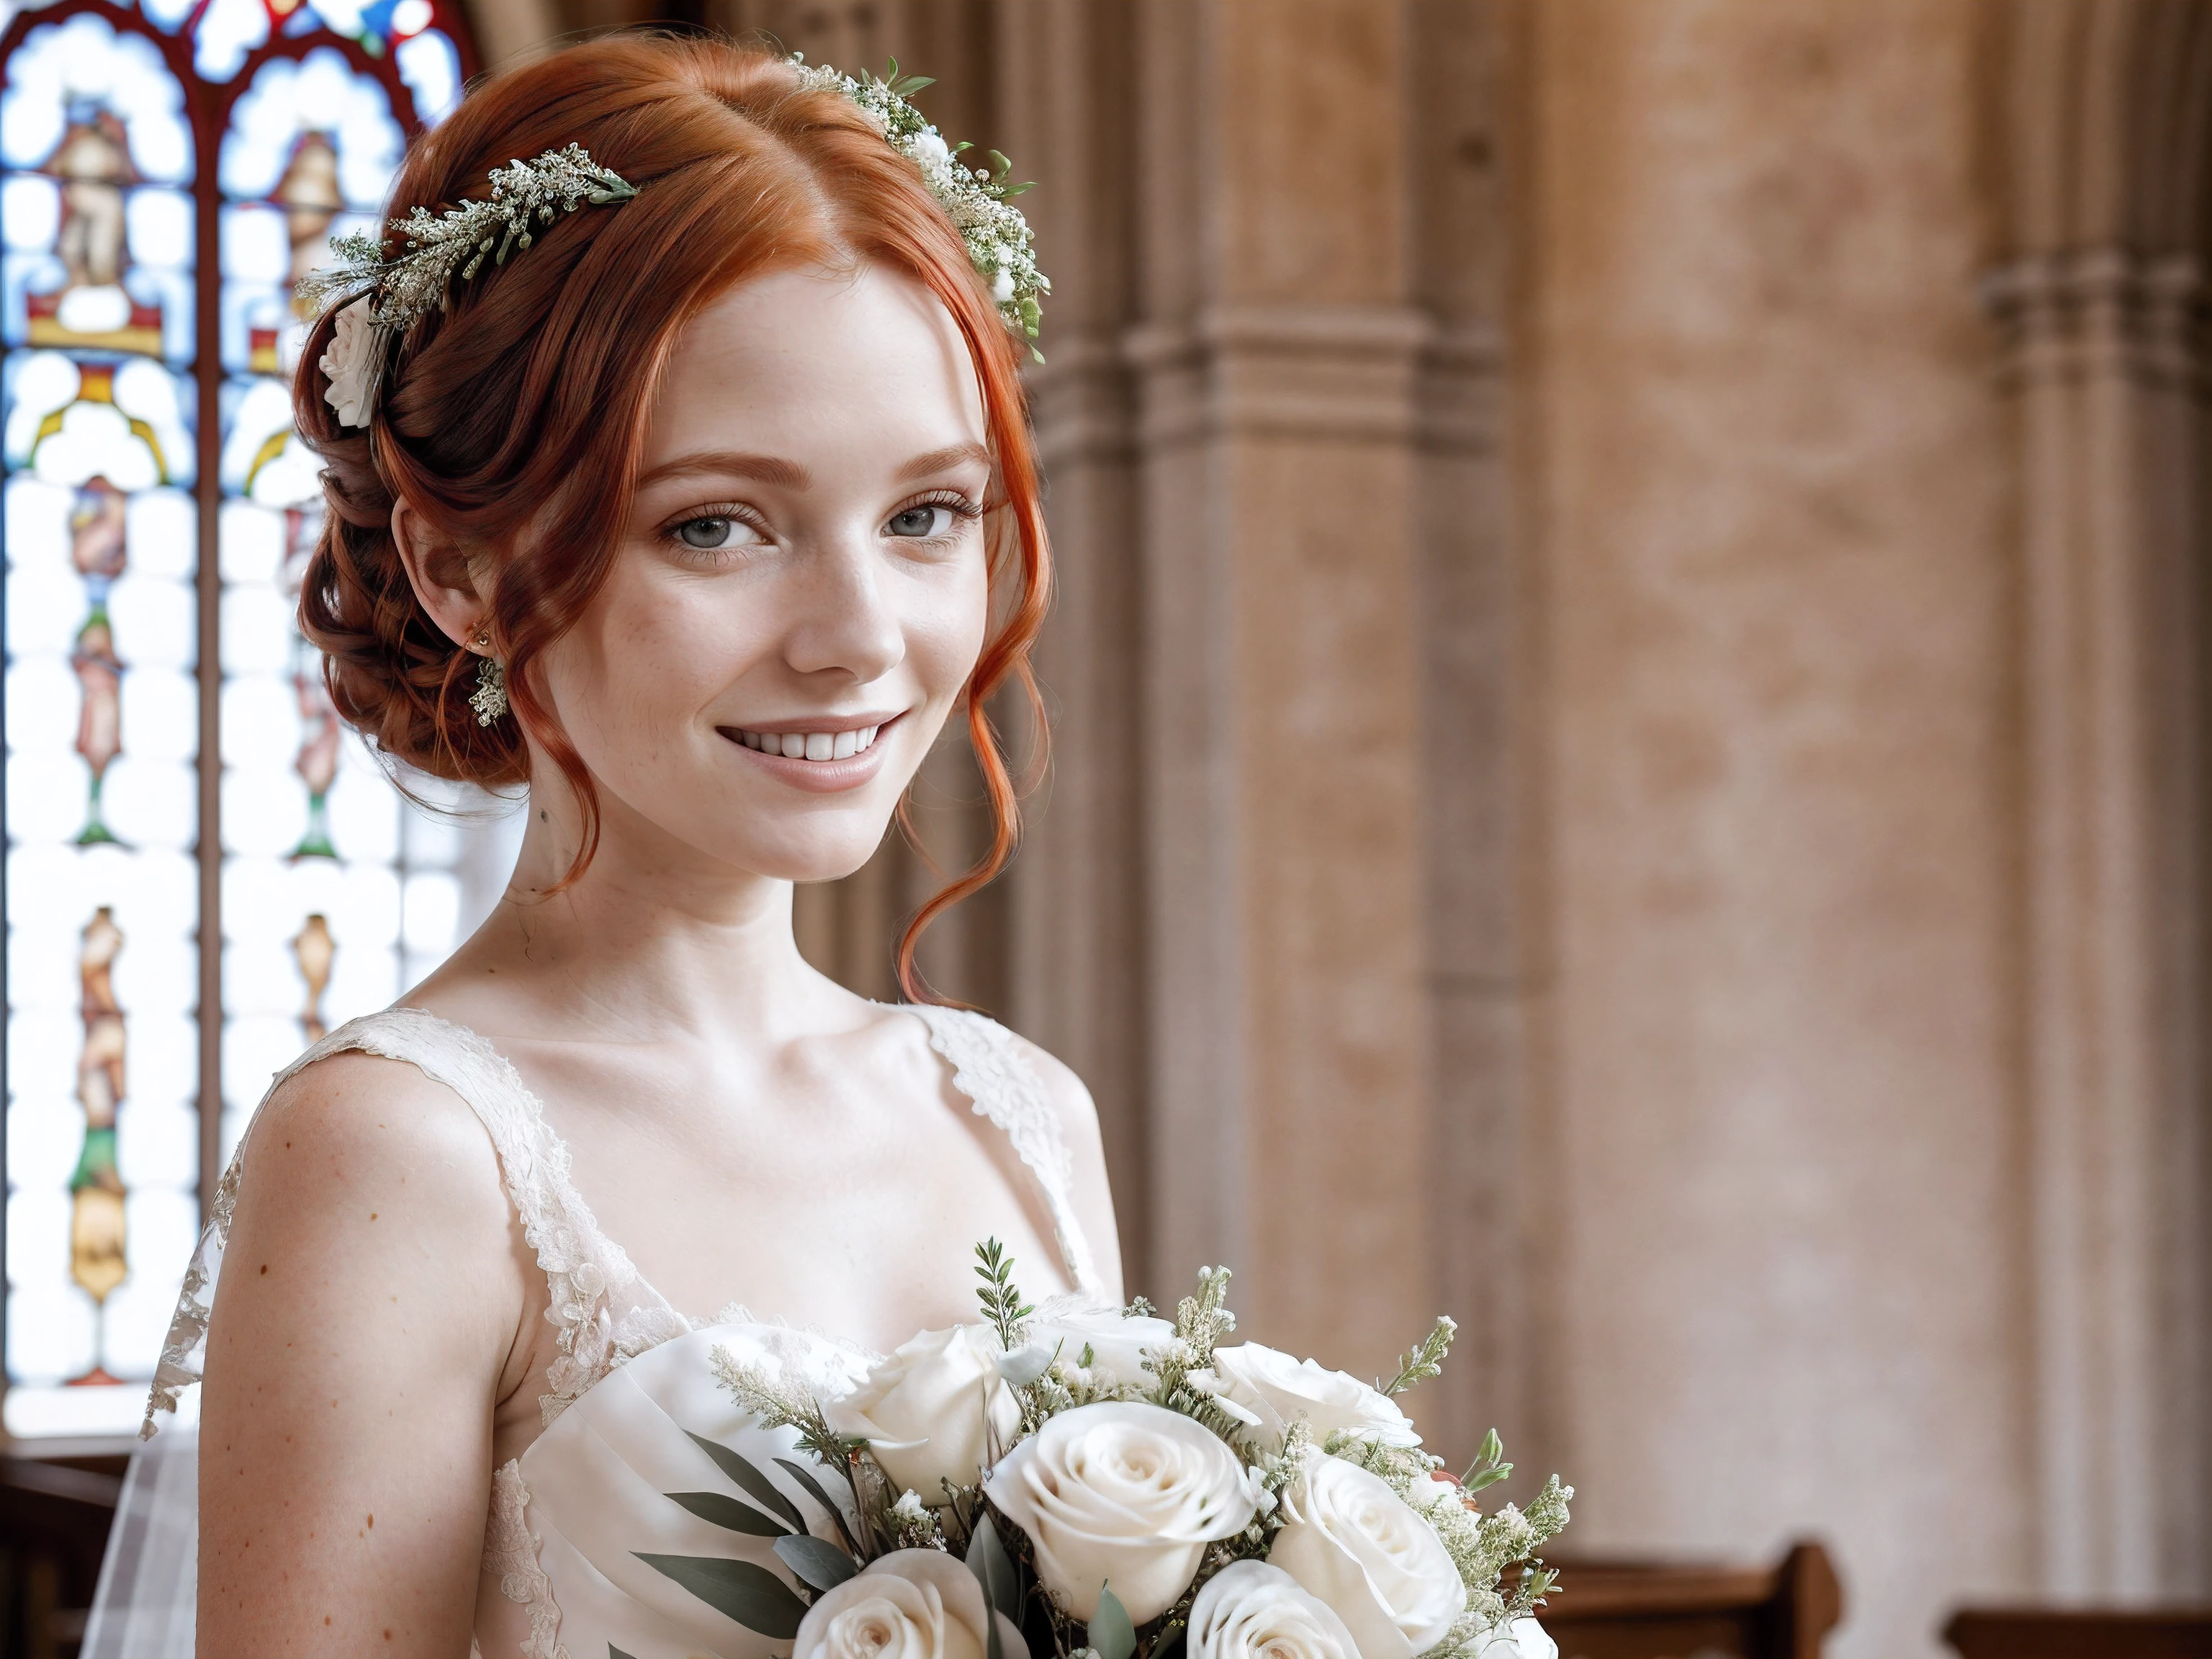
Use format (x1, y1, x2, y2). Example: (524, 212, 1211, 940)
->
(4, 0, 484, 1441)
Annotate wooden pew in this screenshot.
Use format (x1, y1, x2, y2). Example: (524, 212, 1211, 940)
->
(1944, 1606, 2212, 1658)
(1536, 1540, 1843, 1659)
(0, 1455, 125, 1659)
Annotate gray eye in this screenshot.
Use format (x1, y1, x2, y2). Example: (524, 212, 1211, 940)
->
(678, 517, 732, 549)
(886, 505, 946, 539)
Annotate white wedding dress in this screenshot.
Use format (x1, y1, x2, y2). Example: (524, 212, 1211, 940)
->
(85, 1002, 1107, 1659)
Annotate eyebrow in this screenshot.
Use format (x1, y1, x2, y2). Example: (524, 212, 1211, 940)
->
(896, 442, 993, 482)
(637, 451, 810, 490)
(634, 441, 993, 493)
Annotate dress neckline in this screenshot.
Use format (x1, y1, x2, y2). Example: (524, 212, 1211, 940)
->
(374, 1000, 1097, 1313)
(144, 997, 1103, 1443)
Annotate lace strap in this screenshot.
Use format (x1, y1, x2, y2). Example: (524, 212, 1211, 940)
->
(904, 1005, 1103, 1298)
(142, 1007, 683, 1439)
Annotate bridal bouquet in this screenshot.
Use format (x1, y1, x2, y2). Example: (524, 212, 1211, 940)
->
(673, 1244, 1569, 1659)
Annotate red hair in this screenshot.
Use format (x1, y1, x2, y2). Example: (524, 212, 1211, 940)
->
(295, 33, 1049, 1002)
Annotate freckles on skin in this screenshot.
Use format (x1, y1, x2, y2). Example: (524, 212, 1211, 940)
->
(535, 264, 994, 882)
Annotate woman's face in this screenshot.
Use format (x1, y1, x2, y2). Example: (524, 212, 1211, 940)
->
(536, 264, 994, 882)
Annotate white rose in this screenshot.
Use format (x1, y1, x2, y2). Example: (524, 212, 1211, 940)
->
(793, 1548, 1026, 1659)
(1209, 1345, 1420, 1449)
(1186, 1560, 1358, 1659)
(1268, 1454, 1467, 1659)
(984, 1401, 1259, 1624)
(912, 129, 953, 168)
(318, 296, 377, 428)
(824, 1326, 1022, 1505)
(1031, 1307, 1179, 1388)
(1473, 1618, 1557, 1659)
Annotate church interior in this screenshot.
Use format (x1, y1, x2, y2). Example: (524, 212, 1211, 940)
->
(2, 3, 2209, 1658)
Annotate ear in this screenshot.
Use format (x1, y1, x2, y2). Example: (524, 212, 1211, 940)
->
(391, 496, 487, 649)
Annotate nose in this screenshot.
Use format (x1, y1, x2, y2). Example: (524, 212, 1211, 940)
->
(781, 529, 906, 686)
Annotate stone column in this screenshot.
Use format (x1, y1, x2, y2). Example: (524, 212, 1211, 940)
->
(989, 1, 1155, 1280)
(1123, 0, 1435, 1372)
(1982, 0, 2212, 1596)
(1407, 0, 1532, 1463)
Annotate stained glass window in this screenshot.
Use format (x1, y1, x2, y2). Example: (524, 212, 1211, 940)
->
(1, 0, 495, 1443)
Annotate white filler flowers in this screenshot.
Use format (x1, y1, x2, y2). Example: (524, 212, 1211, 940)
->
(652, 1241, 1572, 1659)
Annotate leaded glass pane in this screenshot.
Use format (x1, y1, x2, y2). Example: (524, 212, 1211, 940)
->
(2, 0, 483, 1441)
(1, 1, 201, 1433)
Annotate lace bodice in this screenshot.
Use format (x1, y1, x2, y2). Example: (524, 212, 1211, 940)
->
(132, 1000, 1108, 1659)
(145, 1001, 1104, 1441)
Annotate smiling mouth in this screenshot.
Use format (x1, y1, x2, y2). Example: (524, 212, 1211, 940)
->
(719, 719, 889, 763)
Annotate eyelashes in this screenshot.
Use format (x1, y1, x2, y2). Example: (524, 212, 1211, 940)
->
(652, 490, 985, 559)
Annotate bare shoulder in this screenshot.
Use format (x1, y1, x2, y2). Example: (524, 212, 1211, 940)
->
(1005, 1033, 1102, 1156)
(1004, 1030, 1124, 1300)
(235, 1048, 511, 1231)
(216, 1047, 525, 1338)
(200, 1047, 523, 1653)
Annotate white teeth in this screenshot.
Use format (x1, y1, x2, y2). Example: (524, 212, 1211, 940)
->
(739, 723, 887, 760)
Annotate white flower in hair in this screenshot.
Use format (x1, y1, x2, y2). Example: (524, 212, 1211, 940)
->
(318, 297, 379, 428)
(299, 144, 639, 430)
(792, 54, 1051, 358)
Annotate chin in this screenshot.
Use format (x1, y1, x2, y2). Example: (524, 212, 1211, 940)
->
(729, 820, 898, 885)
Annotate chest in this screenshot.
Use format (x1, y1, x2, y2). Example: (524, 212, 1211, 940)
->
(485, 1027, 1073, 1421)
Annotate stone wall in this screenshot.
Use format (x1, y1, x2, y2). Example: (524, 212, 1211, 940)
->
(1519, 3, 2031, 1645)
(452, 0, 2212, 1651)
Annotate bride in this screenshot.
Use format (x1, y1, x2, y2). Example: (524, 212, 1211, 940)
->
(123, 33, 1118, 1659)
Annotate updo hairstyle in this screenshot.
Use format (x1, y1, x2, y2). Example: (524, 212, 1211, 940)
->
(292, 34, 1051, 997)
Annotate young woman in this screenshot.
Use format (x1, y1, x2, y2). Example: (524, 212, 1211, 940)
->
(128, 35, 1118, 1658)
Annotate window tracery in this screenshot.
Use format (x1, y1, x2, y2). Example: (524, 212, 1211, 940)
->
(1, 0, 479, 1439)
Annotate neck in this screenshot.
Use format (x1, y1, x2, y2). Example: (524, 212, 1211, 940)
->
(449, 770, 844, 1042)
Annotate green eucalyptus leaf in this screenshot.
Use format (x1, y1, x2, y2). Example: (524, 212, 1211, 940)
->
(686, 1431, 804, 1532)
(611, 1647, 638, 1659)
(1089, 1584, 1137, 1659)
(635, 1554, 809, 1637)
(773, 1533, 860, 1593)
(775, 1457, 858, 1553)
(966, 1512, 1020, 1622)
(665, 1490, 789, 1537)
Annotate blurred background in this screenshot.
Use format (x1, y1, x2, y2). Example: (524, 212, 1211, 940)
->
(4, 2, 2210, 1657)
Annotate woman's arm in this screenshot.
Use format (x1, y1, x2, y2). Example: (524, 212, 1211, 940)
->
(199, 1052, 532, 1658)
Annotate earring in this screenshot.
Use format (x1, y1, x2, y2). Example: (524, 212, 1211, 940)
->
(469, 646, 508, 726)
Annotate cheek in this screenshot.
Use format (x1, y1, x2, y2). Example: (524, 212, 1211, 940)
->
(541, 566, 753, 737)
(909, 557, 992, 698)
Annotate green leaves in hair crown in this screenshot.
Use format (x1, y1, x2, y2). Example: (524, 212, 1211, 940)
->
(791, 55, 1050, 360)
(301, 144, 639, 429)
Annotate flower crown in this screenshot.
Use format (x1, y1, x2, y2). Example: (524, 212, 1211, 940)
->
(308, 58, 1048, 431)
(789, 54, 1050, 356)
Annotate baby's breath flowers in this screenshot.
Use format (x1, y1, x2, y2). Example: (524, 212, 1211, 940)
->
(793, 55, 1050, 358)
(302, 145, 639, 430)
(682, 1243, 1570, 1659)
